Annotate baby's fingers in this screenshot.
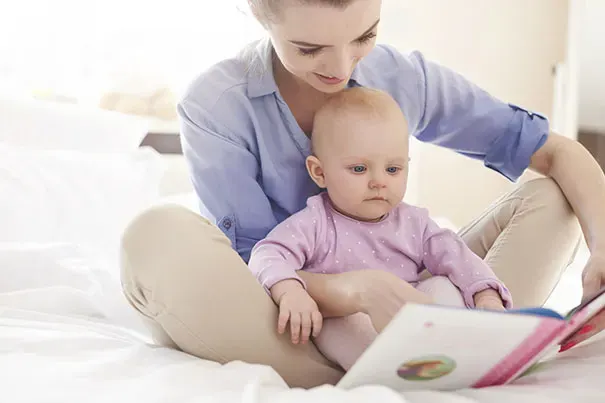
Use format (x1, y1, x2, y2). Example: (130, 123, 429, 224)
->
(300, 313, 312, 344)
(277, 307, 290, 335)
(290, 312, 301, 344)
(311, 311, 323, 337)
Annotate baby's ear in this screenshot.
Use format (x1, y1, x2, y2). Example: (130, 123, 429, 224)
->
(305, 155, 327, 188)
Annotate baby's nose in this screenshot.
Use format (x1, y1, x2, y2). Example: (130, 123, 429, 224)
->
(369, 179, 387, 189)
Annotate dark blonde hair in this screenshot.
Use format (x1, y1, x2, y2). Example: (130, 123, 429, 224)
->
(248, 0, 356, 24)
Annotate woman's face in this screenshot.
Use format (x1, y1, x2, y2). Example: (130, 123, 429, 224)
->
(267, 0, 382, 93)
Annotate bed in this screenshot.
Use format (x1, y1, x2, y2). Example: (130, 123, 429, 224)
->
(1, 96, 605, 403)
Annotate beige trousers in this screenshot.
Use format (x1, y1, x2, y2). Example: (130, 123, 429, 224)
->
(120, 177, 581, 389)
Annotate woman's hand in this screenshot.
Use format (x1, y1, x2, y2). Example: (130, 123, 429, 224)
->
(298, 269, 433, 333)
(560, 253, 605, 350)
(581, 253, 605, 302)
(355, 270, 434, 332)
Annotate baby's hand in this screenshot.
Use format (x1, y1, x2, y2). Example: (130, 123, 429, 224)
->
(473, 289, 506, 311)
(271, 280, 323, 344)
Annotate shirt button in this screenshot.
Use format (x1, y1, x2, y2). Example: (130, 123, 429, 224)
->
(223, 219, 232, 230)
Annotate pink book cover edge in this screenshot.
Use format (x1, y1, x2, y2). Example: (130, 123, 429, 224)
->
(475, 291, 605, 388)
(472, 319, 564, 388)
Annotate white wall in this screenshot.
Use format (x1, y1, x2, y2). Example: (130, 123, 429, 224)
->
(380, 0, 570, 227)
(578, 0, 605, 132)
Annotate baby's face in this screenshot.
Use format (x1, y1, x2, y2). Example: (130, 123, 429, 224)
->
(314, 111, 409, 222)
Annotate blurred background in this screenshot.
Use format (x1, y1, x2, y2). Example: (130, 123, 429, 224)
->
(0, 0, 602, 228)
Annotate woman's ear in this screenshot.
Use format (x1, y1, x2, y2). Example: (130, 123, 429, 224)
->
(306, 155, 327, 188)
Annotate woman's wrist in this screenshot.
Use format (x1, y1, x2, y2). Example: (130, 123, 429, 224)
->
(296, 270, 364, 318)
(473, 288, 503, 305)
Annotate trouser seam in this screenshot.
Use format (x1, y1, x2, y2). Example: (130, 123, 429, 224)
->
(122, 250, 228, 362)
(457, 195, 525, 240)
(161, 312, 229, 363)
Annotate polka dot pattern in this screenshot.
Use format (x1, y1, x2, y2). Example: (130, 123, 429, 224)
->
(249, 193, 509, 307)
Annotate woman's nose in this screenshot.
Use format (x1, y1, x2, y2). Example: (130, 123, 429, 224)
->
(326, 48, 353, 79)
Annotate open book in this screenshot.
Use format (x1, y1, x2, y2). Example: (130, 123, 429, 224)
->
(336, 286, 605, 391)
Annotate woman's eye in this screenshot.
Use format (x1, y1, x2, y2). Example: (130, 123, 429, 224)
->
(356, 32, 377, 45)
(297, 47, 321, 56)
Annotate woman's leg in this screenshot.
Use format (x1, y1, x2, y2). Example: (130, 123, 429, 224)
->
(457, 177, 582, 307)
(120, 204, 344, 389)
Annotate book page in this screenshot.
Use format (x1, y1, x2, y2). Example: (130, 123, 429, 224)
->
(338, 304, 564, 391)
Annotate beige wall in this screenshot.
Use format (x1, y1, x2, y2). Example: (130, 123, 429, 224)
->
(380, 0, 570, 227)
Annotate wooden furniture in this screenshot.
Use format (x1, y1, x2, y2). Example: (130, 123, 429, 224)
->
(141, 132, 182, 154)
(578, 129, 605, 172)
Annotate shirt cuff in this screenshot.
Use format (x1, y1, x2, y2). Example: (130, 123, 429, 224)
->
(258, 270, 307, 295)
(463, 279, 514, 309)
(484, 104, 549, 182)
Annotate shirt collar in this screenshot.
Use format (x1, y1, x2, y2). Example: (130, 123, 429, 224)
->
(348, 61, 367, 88)
(246, 37, 279, 98)
(246, 37, 370, 98)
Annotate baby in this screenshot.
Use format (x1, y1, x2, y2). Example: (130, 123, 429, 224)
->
(248, 87, 512, 370)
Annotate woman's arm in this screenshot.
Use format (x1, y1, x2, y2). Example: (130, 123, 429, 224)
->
(529, 132, 605, 297)
(296, 271, 361, 318)
(178, 99, 278, 263)
(298, 270, 434, 331)
(531, 132, 605, 348)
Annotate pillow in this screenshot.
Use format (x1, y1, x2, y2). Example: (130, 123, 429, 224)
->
(0, 95, 149, 153)
(0, 242, 151, 336)
(0, 143, 164, 261)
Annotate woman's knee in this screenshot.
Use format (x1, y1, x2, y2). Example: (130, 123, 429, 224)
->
(120, 204, 225, 307)
(515, 177, 581, 239)
(122, 204, 214, 248)
(516, 177, 574, 218)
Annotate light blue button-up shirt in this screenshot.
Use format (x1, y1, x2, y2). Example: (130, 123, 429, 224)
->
(178, 38, 549, 263)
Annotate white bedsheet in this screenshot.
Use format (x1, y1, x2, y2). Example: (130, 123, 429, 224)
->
(1, 242, 605, 403)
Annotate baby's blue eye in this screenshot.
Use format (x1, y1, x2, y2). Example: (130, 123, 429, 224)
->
(386, 167, 399, 174)
(352, 166, 366, 173)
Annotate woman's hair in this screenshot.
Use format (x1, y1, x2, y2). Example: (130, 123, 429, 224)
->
(248, 0, 355, 24)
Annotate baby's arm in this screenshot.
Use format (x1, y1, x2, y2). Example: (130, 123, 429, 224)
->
(249, 206, 323, 343)
(249, 207, 317, 296)
(419, 213, 513, 309)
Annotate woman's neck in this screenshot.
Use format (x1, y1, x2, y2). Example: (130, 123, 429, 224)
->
(272, 55, 331, 136)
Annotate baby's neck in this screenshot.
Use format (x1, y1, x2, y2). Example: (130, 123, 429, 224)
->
(325, 195, 388, 223)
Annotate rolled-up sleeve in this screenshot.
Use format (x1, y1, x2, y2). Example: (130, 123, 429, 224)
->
(178, 99, 277, 263)
(381, 45, 549, 182)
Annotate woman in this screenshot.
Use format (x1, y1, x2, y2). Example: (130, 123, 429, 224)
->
(120, 0, 605, 389)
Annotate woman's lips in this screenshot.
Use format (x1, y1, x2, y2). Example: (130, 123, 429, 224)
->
(315, 73, 345, 85)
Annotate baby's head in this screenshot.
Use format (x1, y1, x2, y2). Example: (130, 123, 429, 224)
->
(306, 87, 410, 222)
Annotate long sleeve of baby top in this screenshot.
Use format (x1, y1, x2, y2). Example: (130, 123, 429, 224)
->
(248, 192, 512, 308)
(418, 212, 513, 308)
(247, 198, 321, 293)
